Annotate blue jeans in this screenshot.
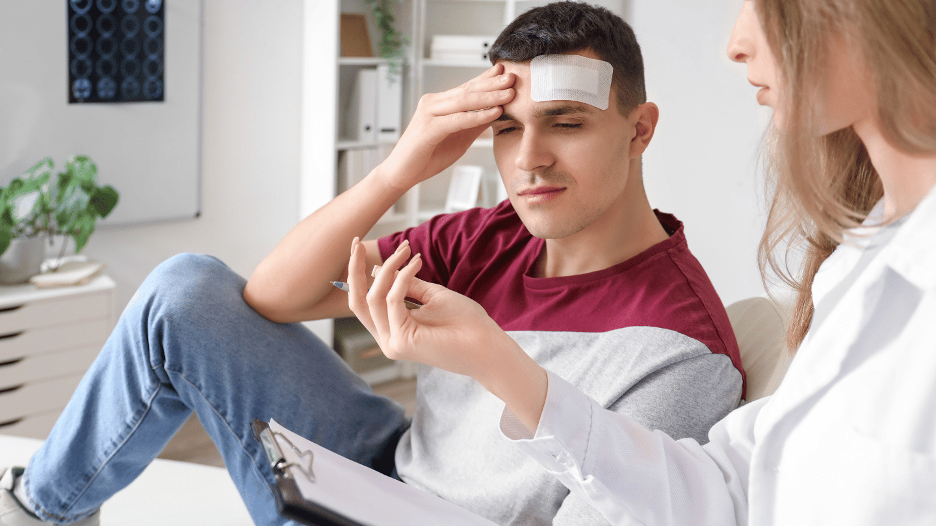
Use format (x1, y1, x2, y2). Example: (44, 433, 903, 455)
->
(19, 254, 409, 525)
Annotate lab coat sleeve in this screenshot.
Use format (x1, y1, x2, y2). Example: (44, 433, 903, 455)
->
(500, 370, 763, 526)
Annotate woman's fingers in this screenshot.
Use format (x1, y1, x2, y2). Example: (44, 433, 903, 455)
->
(367, 240, 412, 340)
(386, 253, 423, 339)
(347, 237, 377, 335)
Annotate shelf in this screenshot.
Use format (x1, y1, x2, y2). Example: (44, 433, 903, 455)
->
(422, 58, 491, 68)
(336, 140, 398, 150)
(338, 57, 390, 66)
(427, 0, 513, 3)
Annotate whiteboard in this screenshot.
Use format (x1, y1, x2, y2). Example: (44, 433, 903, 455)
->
(0, 0, 202, 225)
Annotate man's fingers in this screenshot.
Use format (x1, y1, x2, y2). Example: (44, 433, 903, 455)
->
(425, 89, 513, 121)
(459, 69, 514, 95)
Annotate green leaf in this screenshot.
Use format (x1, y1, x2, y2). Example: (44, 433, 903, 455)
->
(24, 158, 54, 180)
(66, 155, 98, 184)
(57, 171, 73, 199)
(70, 212, 96, 253)
(0, 224, 12, 257)
(90, 185, 119, 218)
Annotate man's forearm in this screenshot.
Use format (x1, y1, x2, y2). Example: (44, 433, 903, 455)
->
(243, 168, 407, 323)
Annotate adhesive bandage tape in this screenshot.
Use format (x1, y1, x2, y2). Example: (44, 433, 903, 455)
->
(530, 54, 613, 110)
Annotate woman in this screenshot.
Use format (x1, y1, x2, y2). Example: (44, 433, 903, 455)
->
(350, 0, 936, 523)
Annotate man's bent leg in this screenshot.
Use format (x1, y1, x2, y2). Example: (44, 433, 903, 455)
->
(20, 254, 408, 525)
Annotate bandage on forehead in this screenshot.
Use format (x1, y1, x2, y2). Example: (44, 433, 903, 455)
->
(530, 54, 614, 110)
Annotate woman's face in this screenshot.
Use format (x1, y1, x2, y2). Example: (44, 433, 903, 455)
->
(726, 0, 874, 135)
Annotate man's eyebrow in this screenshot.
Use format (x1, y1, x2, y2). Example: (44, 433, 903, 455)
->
(536, 104, 593, 118)
(494, 104, 594, 123)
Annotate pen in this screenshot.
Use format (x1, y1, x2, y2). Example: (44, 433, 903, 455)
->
(330, 281, 422, 310)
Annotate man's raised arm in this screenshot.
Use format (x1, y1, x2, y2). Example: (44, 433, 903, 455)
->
(243, 64, 515, 323)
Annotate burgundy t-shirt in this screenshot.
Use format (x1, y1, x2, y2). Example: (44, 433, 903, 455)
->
(378, 200, 745, 396)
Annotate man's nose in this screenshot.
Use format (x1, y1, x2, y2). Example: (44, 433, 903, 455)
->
(515, 130, 553, 173)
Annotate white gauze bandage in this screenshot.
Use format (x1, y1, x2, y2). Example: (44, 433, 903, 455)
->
(530, 54, 614, 110)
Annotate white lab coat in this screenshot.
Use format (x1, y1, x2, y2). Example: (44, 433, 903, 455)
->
(501, 187, 936, 525)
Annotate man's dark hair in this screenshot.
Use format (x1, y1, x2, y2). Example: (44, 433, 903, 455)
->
(489, 1, 646, 116)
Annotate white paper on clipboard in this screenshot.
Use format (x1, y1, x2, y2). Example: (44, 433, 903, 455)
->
(268, 420, 496, 526)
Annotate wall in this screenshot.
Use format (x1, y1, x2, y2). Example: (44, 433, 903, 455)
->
(83, 0, 304, 315)
(630, 0, 775, 306)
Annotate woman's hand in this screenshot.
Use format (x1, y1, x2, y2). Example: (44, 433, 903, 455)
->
(346, 237, 506, 381)
(345, 238, 548, 432)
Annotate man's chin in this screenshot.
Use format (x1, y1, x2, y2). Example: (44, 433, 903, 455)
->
(522, 221, 583, 241)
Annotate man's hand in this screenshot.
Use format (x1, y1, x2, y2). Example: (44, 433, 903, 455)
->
(346, 238, 548, 432)
(376, 64, 516, 190)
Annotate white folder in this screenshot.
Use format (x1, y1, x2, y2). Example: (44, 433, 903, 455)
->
(376, 65, 402, 142)
(347, 68, 378, 143)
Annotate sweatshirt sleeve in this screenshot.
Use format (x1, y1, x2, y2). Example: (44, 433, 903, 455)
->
(500, 370, 763, 526)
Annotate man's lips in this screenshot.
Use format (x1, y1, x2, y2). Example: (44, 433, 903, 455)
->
(518, 186, 564, 196)
(517, 186, 565, 204)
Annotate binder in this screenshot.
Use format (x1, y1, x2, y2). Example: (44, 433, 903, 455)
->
(346, 68, 378, 143)
(251, 419, 496, 526)
(376, 64, 402, 142)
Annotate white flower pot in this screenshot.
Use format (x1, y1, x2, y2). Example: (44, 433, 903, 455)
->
(0, 236, 47, 284)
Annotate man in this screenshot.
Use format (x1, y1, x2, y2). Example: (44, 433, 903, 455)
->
(0, 3, 743, 525)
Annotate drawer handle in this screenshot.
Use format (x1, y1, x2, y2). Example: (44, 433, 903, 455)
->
(0, 417, 22, 428)
(0, 384, 23, 395)
(0, 331, 23, 341)
(0, 358, 23, 367)
(0, 305, 24, 314)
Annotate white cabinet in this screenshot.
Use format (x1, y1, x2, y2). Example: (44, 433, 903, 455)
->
(0, 275, 115, 439)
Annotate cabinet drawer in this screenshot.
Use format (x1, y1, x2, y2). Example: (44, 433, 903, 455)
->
(0, 290, 110, 334)
(0, 409, 60, 440)
(0, 374, 83, 423)
(0, 344, 101, 389)
(0, 318, 109, 362)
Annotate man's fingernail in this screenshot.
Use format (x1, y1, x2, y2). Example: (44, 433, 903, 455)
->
(372, 265, 381, 277)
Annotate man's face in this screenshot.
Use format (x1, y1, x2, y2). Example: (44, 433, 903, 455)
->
(491, 51, 639, 241)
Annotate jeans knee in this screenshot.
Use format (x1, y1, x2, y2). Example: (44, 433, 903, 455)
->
(135, 254, 245, 318)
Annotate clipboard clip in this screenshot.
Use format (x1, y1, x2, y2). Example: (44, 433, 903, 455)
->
(252, 419, 316, 483)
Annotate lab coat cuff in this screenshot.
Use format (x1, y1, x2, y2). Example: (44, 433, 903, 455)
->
(500, 370, 595, 476)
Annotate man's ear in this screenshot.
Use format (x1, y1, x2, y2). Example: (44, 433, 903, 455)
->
(629, 102, 659, 158)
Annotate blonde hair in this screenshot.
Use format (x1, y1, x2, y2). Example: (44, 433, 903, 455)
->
(755, 0, 936, 351)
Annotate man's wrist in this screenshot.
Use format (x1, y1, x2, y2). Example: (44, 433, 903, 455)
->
(369, 156, 417, 194)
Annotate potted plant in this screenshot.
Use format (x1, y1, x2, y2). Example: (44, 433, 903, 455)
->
(365, 0, 409, 81)
(0, 156, 119, 284)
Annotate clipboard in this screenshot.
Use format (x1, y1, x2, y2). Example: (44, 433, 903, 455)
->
(251, 420, 363, 526)
(250, 419, 496, 526)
